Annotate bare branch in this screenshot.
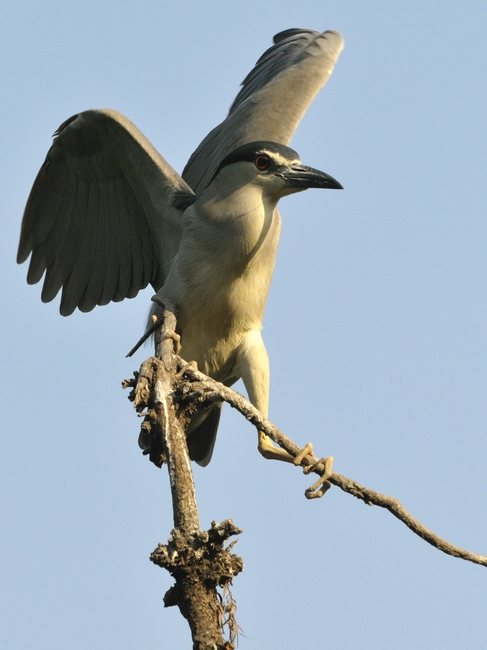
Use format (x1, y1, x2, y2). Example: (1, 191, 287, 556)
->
(173, 360, 487, 568)
(123, 343, 486, 646)
(154, 309, 200, 535)
(127, 310, 242, 649)
(151, 520, 243, 650)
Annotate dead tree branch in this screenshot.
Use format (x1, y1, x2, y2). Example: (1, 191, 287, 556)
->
(170, 359, 487, 568)
(123, 317, 486, 646)
(124, 308, 243, 650)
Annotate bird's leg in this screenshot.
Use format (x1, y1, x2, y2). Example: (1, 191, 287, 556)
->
(176, 359, 198, 378)
(162, 330, 182, 355)
(149, 295, 182, 354)
(238, 331, 295, 463)
(257, 429, 296, 463)
(151, 315, 182, 355)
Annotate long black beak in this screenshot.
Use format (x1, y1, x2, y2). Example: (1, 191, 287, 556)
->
(280, 163, 343, 190)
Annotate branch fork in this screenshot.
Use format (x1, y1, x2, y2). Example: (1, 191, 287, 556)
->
(122, 306, 487, 646)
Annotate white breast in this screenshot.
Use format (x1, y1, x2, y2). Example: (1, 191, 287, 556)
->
(157, 190, 282, 379)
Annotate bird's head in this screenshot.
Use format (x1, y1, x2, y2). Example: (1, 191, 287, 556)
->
(206, 141, 342, 203)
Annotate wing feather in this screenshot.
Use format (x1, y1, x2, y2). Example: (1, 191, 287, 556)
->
(61, 180, 100, 315)
(41, 175, 90, 307)
(112, 176, 134, 303)
(98, 179, 122, 306)
(18, 109, 192, 314)
(79, 180, 110, 312)
(182, 29, 344, 193)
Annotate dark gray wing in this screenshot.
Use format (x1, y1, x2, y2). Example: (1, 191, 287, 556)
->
(18, 109, 193, 316)
(182, 29, 344, 193)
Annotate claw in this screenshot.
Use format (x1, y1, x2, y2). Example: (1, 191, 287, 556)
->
(304, 456, 334, 499)
(176, 360, 198, 378)
(303, 455, 334, 476)
(305, 477, 332, 499)
(162, 331, 181, 355)
(293, 442, 314, 466)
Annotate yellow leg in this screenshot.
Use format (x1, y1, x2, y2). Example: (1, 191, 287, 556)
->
(257, 430, 295, 463)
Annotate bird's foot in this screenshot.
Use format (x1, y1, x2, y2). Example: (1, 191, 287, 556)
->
(293, 443, 334, 498)
(258, 431, 295, 463)
(305, 469, 333, 499)
(157, 329, 181, 354)
(176, 359, 198, 378)
(293, 441, 315, 467)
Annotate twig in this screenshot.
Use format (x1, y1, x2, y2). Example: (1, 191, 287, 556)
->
(123, 343, 486, 646)
(173, 359, 487, 568)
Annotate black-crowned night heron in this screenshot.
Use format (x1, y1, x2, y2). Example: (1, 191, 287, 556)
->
(17, 28, 344, 466)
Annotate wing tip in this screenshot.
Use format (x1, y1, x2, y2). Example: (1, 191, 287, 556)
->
(16, 244, 30, 265)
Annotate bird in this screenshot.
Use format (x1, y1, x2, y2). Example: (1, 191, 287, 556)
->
(17, 28, 344, 466)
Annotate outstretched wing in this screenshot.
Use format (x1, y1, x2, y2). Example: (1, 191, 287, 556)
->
(182, 29, 344, 193)
(18, 109, 192, 316)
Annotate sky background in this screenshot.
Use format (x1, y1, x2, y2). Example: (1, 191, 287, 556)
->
(2, 1, 487, 648)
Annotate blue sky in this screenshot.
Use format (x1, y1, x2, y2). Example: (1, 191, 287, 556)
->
(2, 1, 487, 648)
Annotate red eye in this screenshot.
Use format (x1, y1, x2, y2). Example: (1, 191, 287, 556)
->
(254, 154, 271, 171)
